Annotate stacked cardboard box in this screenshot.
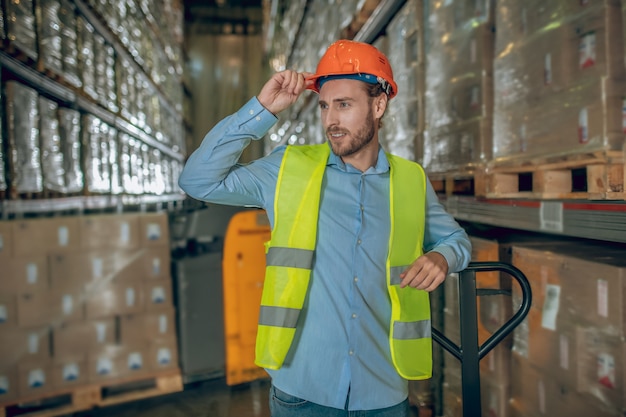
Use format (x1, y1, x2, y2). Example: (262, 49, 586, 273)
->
(493, 0, 625, 164)
(511, 242, 626, 416)
(0, 212, 178, 404)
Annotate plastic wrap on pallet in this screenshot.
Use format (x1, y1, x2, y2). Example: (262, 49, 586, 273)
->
(58, 107, 83, 193)
(149, 148, 165, 195)
(94, 35, 117, 113)
(136, 73, 149, 131)
(422, 0, 493, 173)
(148, 95, 161, 140)
(379, 0, 421, 161)
(493, 0, 626, 163)
(107, 125, 122, 195)
(161, 156, 172, 194)
(117, 59, 137, 124)
(171, 159, 183, 193)
(39, 0, 64, 74)
(77, 16, 98, 100)
(6, 81, 42, 194)
(120, 133, 144, 195)
(82, 115, 111, 194)
(6, 0, 38, 60)
(39, 96, 66, 193)
(59, 0, 82, 88)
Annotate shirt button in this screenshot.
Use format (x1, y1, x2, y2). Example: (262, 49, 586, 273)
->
(354, 277, 358, 282)
(249, 109, 254, 115)
(357, 239, 361, 245)
(352, 313, 357, 319)
(255, 116, 261, 121)
(360, 205, 364, 211)
(349, 350, 354, 356)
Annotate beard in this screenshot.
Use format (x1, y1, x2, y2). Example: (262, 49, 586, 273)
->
(326, 112, 376, 157)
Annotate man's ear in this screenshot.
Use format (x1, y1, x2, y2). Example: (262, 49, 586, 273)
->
(373, 94, 388, 118)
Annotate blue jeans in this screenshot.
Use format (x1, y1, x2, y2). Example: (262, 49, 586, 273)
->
(269, 385, 410, 417)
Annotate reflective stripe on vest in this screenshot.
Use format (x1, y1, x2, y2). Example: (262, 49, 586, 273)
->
(255, 144, 431, 380)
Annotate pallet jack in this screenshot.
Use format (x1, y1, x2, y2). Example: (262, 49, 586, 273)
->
(432, 262, 532, 417)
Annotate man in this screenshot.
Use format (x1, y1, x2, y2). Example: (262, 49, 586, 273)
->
(179, 40, 471, 417)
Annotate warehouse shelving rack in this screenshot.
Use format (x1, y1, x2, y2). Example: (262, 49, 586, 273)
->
(0, 0, 188, 217)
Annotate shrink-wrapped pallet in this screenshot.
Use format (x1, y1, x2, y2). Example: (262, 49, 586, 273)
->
(58, 108, 83, 193)
(38, 96, 65, 193)
(6, 81, 42, 195)
(120, 133, 144, 195)
(59, 0, 81, 88)
(77, 16, 98, 100)
(379, 0, 422, 162)
(117, 59, 138, 124)
(38, 0, 63, 74)
(94, 35, 118, 113)
(82, 115, 111, 194)
(423, 0, 494, 174)
(493, 0, 625, 163)
(6, 0, 38, 60)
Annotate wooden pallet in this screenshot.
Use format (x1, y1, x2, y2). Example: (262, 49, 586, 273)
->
(0, 370, 183, 417)
(480, 150, 625, 200)
(428, 168, 482, 197)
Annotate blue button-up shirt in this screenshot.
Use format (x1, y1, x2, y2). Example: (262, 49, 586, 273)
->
(179, 97, 472, 411)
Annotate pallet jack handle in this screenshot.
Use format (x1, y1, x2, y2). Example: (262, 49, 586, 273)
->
(431, 261, 532, 417)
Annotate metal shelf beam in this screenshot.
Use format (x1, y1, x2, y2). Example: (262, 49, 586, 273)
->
(0, 194, 186, 218)
(442, 196, 626, 244)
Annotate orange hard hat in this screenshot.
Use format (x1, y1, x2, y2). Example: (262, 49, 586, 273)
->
(306, 40, 398, 99)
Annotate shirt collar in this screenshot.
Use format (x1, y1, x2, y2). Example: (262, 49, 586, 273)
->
(326, 143, 390, 174)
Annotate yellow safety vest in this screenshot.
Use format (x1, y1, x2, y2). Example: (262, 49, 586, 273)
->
(255, 144, 432, 380)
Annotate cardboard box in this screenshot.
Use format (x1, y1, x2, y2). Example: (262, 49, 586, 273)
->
(480, 377, 509, 417)
(479, 325, 512, 384)
(0, 221, 13, 261)
(52, 318, 117, 359)
(518, 307, 583, 391)
(79, 213, 140, 250)
(17, 359, 53, 398)
(148, 337, 179, 371)
(49, 248, 169, 290)
(577, 327, 626, 412)
(85, 281, 144, 319)
(0, 367, 18, 403)
(0, 327, 50, 368)
(119, 308, 177, 345)
(17, 290, 84, 328)
(12, 217, 80, 257)
(1, 256, 49, 295)
(513, 243, 626, 334)
(140, 247, 172, 280)
(139, 213, 170, 247)
(51, 356, 87, 389)
(87, 344, 150, 383)
(143, 279, 173, 311)
(0, 295, 17, 327)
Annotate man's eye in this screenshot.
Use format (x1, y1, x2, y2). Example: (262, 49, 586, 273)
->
(339, 102, 349, 108)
